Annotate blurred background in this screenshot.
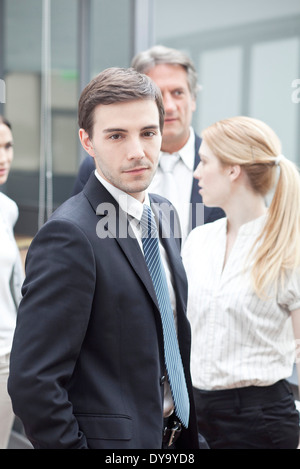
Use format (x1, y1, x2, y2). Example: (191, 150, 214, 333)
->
(0, 0, 299, 238)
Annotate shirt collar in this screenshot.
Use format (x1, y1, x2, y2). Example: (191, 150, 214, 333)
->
(224, 213, 267, 238)
(238, 213, 267, 236)
(94, 170, 150, 222)
(159, 127, 195, 171)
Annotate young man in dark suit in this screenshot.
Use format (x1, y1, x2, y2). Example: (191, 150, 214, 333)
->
(72, 46, 224, 243)
(8, 67, 199, 449)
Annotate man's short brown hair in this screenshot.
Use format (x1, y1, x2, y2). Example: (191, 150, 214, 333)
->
(78, 67, 165, 139)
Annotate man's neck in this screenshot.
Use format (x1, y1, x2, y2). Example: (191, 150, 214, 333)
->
(161, 129, 191, 154)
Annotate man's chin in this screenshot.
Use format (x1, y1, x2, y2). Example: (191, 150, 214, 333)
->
(162, 126, 178, 138)
(122, 179, 154, 197)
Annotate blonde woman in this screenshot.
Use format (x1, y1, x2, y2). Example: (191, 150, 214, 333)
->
(0, 116, 23, 448)
(182, 116, 300, 449)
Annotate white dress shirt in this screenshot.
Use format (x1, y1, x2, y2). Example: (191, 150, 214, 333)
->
(94, 171, 176, 415)
(0, 193, 22, 358)
(148, 128, 195, 244)
(182, 215, 300, 390)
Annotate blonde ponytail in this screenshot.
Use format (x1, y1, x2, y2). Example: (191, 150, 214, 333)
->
(252, 156, 300, 296)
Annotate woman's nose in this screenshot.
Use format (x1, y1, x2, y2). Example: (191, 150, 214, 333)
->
(193, 162, 201, 179)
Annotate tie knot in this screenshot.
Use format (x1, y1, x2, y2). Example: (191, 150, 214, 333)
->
(160, 153, 180, 173)
(140, 205, 158, 239)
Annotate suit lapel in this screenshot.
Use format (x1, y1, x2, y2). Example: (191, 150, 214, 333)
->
(191, 132, 202, 203)
(117, 228, 160, 311)
(83, 174, 160, 310)
(189, 133, 202, 231)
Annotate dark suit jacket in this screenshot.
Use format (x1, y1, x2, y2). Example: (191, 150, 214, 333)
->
(72, 133, 225, 230)
(8, 174, 199, 449)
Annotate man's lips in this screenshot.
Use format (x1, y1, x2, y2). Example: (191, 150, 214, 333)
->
(164, 117, 177, 123)
(123, 166, 149, 173)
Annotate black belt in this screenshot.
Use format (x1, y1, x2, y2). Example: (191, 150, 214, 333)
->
(162, 416, 182, 447)
(194, 379, 292, 410)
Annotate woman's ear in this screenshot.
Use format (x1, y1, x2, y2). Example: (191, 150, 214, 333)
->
(228, 164, 241, 182)
(79, 128, 95, 157)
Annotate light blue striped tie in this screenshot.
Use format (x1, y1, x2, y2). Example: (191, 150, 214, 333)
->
(140, 204, 190, 428)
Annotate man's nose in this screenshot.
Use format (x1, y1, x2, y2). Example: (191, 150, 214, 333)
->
(127, 138, 145, 159)
(163, 93, 176, 113)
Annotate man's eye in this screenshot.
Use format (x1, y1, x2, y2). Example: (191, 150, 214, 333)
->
(5, 142, 13, 150)
(109, 134, 122, 140)
(143, 131, 155, 137)
(173, 90, 184, 97)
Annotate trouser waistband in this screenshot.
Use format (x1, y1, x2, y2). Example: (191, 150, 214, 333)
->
(193, 380, 292, 410)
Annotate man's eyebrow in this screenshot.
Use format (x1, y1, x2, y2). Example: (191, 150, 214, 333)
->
(169, 86, 185, 92)
(103, 125, 159, 133)
(142, 125, 160, 130)
(103, 128, 127, 133)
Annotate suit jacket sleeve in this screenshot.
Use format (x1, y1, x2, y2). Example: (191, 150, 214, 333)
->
(8, 218, 96, 449)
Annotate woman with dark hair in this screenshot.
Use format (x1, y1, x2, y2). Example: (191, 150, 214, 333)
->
(0, 116, 23, 448)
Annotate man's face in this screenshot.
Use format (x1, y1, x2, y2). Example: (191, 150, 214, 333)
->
(79, 99, 162, 202)
(146, 64, 196, 153)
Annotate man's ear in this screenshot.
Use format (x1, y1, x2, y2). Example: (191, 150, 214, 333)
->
(79, 128, 95, 157)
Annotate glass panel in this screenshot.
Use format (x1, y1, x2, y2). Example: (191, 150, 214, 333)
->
(5, 72, 40, 171)
(155, 0, 300, 41)
(154, 0, 300, 166)
(5, 0, 79, 175)
(52, 113, 78, 175)
(5, 0, 42, 172)
(198, 47, 243, 131)
(249, 38, 299, 163)
(5, 0, 42, 73)
(51, 70, 78, 177)
(4, 0, 79, 235)
(90, 0, 133, 77)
